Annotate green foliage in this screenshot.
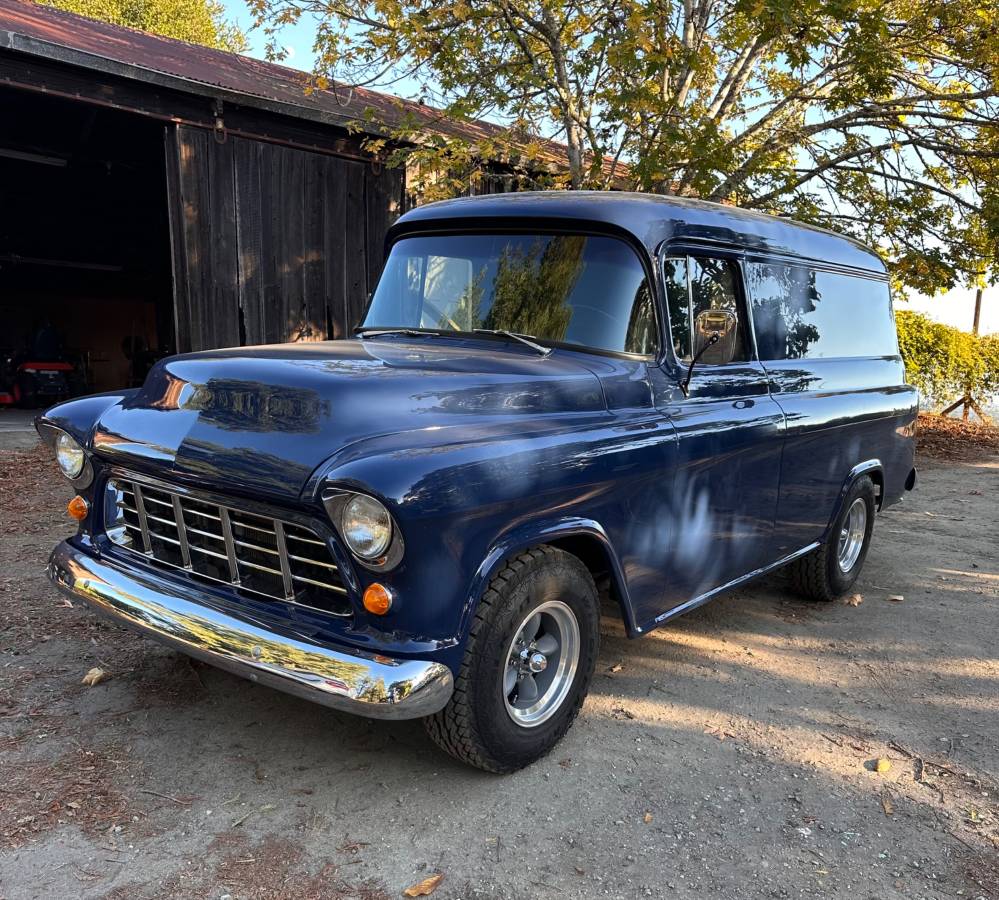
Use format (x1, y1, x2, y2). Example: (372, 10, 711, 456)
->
(249, 0, 999, 294)
(895, 309, 999, 409)
(43, 0, 247, 52)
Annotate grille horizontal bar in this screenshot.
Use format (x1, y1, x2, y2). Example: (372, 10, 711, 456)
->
(107, 478, 350, 616)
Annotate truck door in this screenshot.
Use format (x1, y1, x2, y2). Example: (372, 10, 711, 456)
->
(644, 251, 785, 626)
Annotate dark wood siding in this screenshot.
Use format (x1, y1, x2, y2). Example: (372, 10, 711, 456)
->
(167, 125, 403, 352)
(165, 127, 241, 352)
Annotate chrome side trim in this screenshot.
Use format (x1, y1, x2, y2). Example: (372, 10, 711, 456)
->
(647, 541, 821, 630)
(47, 541, 453, 720)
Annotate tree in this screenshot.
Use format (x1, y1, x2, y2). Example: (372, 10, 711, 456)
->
(247, 0, 999, 294)
(44, 0, 247, 52)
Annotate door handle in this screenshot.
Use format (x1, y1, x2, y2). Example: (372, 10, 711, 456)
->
(733, 399, 755, 410)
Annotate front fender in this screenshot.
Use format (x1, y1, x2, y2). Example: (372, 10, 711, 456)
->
(460, 517, 637, 640)
(36, 390, 138, 447)
(309, 412, 673, 653)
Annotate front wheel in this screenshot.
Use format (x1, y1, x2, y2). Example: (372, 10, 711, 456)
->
(788, 475, 876, 601)
(424, 546, 600, 773)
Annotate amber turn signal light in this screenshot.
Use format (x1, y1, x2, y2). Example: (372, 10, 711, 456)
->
(67, 495, 89, 521)
(363, 582, 393, 616)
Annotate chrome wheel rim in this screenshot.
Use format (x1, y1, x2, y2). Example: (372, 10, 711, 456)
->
(837, 498, 868, 572)
(503, 600, 580, 728)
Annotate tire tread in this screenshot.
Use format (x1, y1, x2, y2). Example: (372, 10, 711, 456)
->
(424, 546, 592, 773)
(788, 475, 875, 602)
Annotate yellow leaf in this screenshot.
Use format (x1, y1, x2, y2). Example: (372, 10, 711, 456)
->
(403, 873, 444, 897)
(81, 667, 108, 687)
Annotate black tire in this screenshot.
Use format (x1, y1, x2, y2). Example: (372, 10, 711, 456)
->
(424, 545, 600, 773)
(788, 475, 876, 601)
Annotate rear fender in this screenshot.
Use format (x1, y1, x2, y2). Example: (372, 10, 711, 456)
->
(823, 459, 883, 542)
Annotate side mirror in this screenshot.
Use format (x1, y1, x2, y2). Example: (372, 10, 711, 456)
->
(693, 309, 739, 365)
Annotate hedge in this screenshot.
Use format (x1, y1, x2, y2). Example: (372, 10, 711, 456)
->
(895, 309, 999, 410)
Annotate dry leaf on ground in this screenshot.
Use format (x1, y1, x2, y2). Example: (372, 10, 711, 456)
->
(880, 792, 894, 815)
(886, 594, 904, 602)
(81, 667, 107, 687)
(845, 593, 863, 607)
(643, 812, 653, 824)
(402, 873, 444, 897)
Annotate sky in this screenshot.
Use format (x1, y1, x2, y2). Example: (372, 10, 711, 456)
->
(901, 287, 997, 335)
(222, 0, 316, 69)
(220, 1, 996, 337)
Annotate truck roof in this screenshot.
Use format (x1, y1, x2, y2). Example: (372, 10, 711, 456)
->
(392, 191, 886, 275)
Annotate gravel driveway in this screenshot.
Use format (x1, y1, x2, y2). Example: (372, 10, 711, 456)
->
(1, 441, 996, 899)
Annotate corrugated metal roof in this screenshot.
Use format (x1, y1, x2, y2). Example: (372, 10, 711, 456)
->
(0, 0, 620, 177)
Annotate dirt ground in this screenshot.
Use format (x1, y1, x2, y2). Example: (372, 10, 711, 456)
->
(1, 421, 997, 900)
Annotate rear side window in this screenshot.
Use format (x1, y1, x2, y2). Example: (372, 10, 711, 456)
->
(745, 261, 897, 360)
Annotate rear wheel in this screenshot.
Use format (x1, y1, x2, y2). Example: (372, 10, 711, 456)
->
(424, 546, 600, 773)
(788, 475, 876, 601)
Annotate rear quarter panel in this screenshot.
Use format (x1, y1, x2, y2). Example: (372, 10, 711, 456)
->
(765, 356, 917, 552)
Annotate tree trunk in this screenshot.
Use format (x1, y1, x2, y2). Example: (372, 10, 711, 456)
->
(565, 121, 584, 189)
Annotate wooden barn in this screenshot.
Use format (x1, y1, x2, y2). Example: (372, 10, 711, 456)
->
(0, 0, 560, 395)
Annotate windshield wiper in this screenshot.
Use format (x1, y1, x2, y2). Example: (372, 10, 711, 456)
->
(355, 328, 432, 339)
(473, 329, 552, 357)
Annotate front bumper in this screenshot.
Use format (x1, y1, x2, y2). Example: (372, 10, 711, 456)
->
(47, 541, 453, 719)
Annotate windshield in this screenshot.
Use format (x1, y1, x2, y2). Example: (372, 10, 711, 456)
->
(362, 233, 658, 356)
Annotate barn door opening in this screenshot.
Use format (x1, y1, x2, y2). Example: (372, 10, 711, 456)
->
(166, 125, 402, 353)
(0, 86, 174, 401)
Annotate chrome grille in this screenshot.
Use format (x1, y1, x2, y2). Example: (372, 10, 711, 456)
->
(105, 477, 350, 616)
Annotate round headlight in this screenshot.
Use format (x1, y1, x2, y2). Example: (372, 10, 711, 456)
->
(341, 494, 392, 560)
(55, 431, 86, 479)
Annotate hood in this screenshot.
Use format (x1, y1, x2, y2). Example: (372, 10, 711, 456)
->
(91, 338, 606, 500)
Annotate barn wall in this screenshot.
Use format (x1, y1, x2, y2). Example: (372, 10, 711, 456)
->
(166, 124, 404, 353)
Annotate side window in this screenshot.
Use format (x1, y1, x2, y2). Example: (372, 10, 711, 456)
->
(663, 255, 749, 365)
(745, 261, 897, 360)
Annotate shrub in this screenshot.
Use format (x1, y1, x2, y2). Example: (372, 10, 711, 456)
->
(895, 309, 999, 410)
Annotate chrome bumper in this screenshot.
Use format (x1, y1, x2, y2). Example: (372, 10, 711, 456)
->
(47, 541, 453, 719)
